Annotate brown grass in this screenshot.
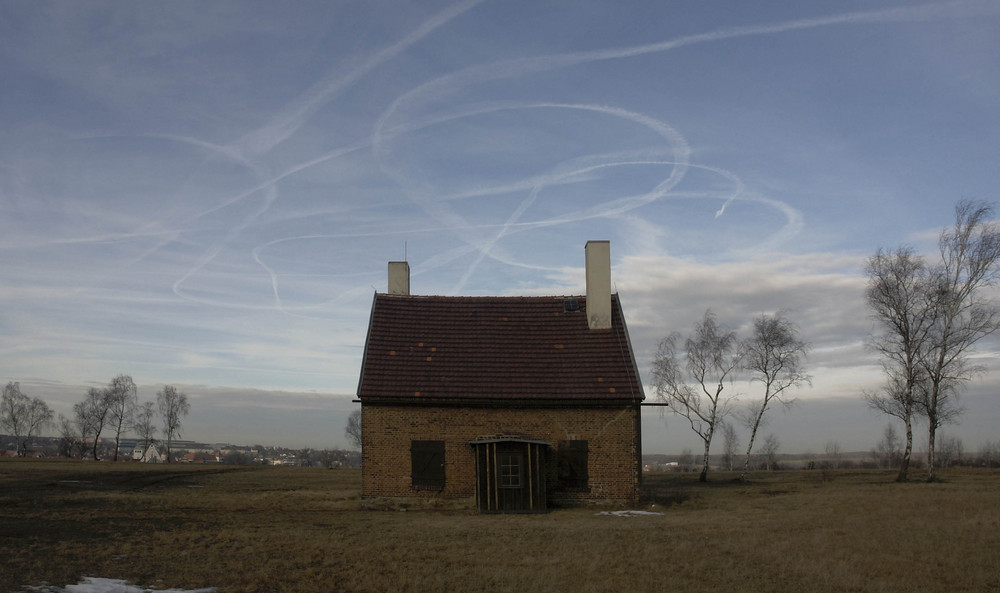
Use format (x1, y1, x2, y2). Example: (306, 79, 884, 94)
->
(2, 459, 999, 593)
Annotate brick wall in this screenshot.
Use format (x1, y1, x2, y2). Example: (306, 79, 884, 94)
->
(361, 403, 641, 506)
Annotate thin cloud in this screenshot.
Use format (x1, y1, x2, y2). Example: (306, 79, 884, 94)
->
(3, 1, 999, 451)
(229, 0, 485, 157)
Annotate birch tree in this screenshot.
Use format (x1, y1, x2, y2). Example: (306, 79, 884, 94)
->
(824, 440, 843, 469)
(105, 374, 138, 461)
(57, 414, 82, 458)
(651, 310, 742, 482)
(721, 421, 739, 471)
(863, 247, 937, 481)
(1, 382, 54, 456)
(864, 201, 1000, 481)
(345, 409, 362, 450)
(133, 401, 158, 456)
(157, 385, 190, 462)
(872, 422, 902, 469)
(758, 434, 780, 471)
(919, 200, 1000, 481)
(75, 387, 110, 460)
(739, 312, 810, 481)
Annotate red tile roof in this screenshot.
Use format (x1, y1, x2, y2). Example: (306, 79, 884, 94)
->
(357, 294, 644, 404)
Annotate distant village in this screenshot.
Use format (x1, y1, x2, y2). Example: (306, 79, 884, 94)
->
(6, 432, 999, 476)
(1, 433, 361, 468)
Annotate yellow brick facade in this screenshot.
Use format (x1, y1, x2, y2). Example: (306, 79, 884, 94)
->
(361, 403, 641, 506)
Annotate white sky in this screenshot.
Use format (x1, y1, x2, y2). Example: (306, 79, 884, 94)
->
(2, 0, 999, 454)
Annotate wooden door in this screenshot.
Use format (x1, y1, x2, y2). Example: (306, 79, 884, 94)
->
(473, 440, 547, 513)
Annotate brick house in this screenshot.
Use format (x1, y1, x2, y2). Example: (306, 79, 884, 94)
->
(357, 241, 644, 512)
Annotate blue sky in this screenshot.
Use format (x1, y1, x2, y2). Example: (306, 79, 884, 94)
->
(2, 0, 999, 453)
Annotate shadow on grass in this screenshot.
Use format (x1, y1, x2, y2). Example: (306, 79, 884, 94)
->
(638, 471, 748, 507)
(639, 486, 698, 507)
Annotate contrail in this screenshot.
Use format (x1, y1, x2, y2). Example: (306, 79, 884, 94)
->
(371, 0, 993, 280)
(375, 1, 987, 137)
(112, 1, 484, 309)
(99, 0, 986, 310)
(373, 100, 692, 292)
(229, 0, 484, 158)
(178, 0, 987, 308)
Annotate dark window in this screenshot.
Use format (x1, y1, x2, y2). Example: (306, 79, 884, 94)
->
(499, 453, 522, 488)
(558, 440, 589, 490)
(411, 440, 445, 490)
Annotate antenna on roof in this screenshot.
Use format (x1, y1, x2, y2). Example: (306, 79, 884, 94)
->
(404, 241, 408, 262)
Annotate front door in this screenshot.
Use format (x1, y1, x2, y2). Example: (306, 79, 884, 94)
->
(472, 440, 547, 513)
(497, 451, 524, 511)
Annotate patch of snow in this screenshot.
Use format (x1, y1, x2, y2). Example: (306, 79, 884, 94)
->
(595, 510, 664, 517)
(22, 577, 216, 593)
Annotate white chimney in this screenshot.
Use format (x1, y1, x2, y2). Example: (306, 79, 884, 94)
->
(388, 261, 410, 295)
(585, 240, 611, 330)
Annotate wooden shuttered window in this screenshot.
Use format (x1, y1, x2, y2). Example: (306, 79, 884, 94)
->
(499, 452, 523, 489)
(411, 440, 445, 490)
(557, 440, 589, 490)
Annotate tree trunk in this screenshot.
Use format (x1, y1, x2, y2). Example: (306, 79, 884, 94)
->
(925, 378, 940, 482)
(927, 422, 938, 482)
(740, 407, 766, 482)
(91, 426, 103, 461)
(699, 432, 712, 482)
(896, 402, 913, 482)
(740, 448, 751, 480)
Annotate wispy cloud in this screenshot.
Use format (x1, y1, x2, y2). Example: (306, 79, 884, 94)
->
(2, 0, 999, 450)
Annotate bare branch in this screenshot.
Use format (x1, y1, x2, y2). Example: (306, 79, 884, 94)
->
(157, 385, 191, 463)
(651, 310, 742, 482)
(739, 312, 810, 481)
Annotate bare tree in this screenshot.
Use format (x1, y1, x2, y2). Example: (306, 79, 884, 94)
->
(26, 394, 54, 448)
(133, 400, 158, 457)
(758, 433, 781, 471)
(677, 448, 694, 472)
(75, 387, 111, 460)
(825, 440, 843, 469)
(105, 374, 138, 461)
(157, 385, 190, 462)
(864, 247, 938, 481)
(919, 200, 1000, 481)
(720, 421, 739, 471)
(739, 312, 810, 481)
(652, 310, 743, 482)
(56, 414, 82, 458)
(313, 449, 343, 469)
(345, 409, 362, 450)
(978, 440, 1000, 468)
(71, 398, 91, 457)
(871, 422, 902, 469)
(936, 434, 964, 468)
(1, 382, 54, 456)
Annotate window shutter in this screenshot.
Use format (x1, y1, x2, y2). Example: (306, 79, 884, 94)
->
(558, 440, 589, 490)
(411, 440, 445, 490)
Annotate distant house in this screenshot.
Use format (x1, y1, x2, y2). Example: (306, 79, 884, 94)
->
(357, 241, 644, 512)
(132, 443, 163, 463)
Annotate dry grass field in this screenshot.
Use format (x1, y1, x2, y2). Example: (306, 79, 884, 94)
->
(1, 459, 998, 593)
